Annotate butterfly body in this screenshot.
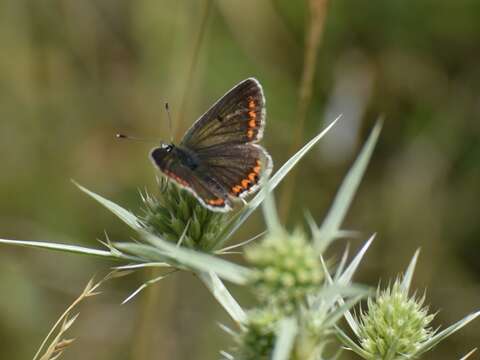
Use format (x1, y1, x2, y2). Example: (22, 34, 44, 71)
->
(150, 78, 272, 212)
(152, 144, 199, 171)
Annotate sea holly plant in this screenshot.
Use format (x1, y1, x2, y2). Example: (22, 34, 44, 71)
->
(335, 250, 480, 360)
(222, 122, 479, 360)
(216, 124, 379, 360)
(224, 130, 381, 360)
(140, 178, 227, 251)
(0, 119, 478, 359)
(0, 118, 340, 304)
(226, 208, 374, 360)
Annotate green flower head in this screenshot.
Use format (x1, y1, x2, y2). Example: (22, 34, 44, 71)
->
(245, 229, 323, 314)
(357, 280, 435, 359)
(140, 179, 227, 251)
(233, 309, 279, 360)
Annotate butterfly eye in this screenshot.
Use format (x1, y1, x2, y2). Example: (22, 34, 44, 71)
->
(161, 144, 174, 152)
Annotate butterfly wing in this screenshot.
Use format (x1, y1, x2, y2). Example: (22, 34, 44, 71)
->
(180, 78, 266, 149)
(151, 78, 271, 212)
(150, 147, 233, 212)
(180, 78, 272, 200)
(196, 143, 272, 199)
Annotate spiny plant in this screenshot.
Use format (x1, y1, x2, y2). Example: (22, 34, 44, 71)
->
(245, 228, 324, 313)
(0, 119, 478, 360)
(336, 249, 480, 360)
(220, 123, 478, 360)
(0, 117, 341, 293)
(140, 178, 227, 251)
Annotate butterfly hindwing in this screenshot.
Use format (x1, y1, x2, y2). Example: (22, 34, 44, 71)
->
(196, 143, 272, 199)
(180, 78, 265, 150)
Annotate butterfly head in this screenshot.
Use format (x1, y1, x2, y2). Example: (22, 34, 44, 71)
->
(150, 142, 175, 166)
(160, 143, 174, 153)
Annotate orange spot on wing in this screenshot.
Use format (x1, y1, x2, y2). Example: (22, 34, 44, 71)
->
(165, 171, 188, 187)
(208, 198, 225, 206)
(252, 160, 262, 174)
(248, 118, 256, 128)
(247, 129, 254, 139)
(232, 185, 242, 194)
(248, 98, 256, 109)
(230, 158, 265, 197)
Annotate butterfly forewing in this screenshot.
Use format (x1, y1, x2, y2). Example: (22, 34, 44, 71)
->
(181, 78, 265, 150)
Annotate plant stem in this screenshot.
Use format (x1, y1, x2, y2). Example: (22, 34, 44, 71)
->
(280, 0, 330, 222)
(175, 0, 213, 138)
(130, 3, 212, 354)
(131, 268, 164, 360)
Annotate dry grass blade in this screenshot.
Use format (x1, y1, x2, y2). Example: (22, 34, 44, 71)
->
(39, 315, 78, 360)
(33, 273, 112, 360)
(460, 348, 477, 360)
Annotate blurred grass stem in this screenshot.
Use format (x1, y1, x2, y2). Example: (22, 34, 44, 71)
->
(175, 0, 213, 138)
(131, 268, 167, 360)
(280, 0, 330, 221)
(134, 2, 212, 355)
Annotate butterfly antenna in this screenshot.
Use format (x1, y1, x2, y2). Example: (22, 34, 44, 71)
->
(165, 102, 173, 142)
(115, 133, 157, 143)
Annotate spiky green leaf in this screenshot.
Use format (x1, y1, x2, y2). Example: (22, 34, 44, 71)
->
(199, 272, 246, 324)
(335, 326, 371, 358)
(272, 317, 297, 360)
(73, 181, 144, 231)
(0, 238, 131, 260)
(215, 116, 340, 249)
(401, 248, 420, 292)
(315, 121, 381, 252)
(142, 232, 252, 284)
(415, 311, 480, 356)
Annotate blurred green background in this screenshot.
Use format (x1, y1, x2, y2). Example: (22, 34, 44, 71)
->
(0, 0, 479, 359)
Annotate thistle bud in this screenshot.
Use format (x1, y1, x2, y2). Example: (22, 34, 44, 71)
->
(245, 230, 323, 314)
(233, 309, 279, 360)
(357, 280, 435, 359)
(141, 179, 227, 251)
